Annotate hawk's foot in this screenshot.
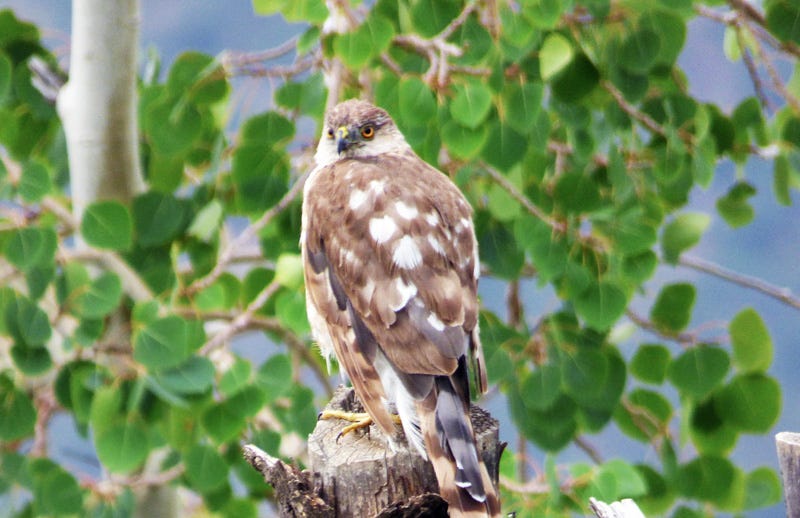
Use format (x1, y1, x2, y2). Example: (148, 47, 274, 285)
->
(318, 410, 401, 442)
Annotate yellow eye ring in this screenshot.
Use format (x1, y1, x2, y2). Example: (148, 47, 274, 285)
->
(361, 125, 375, 139)
(327, 128, 335, 139)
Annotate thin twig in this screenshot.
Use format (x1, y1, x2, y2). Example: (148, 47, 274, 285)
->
(222, 37, 299, 67)
(185, 174, 307, 296)
(734, 20, 773, 111)
(679, 254, 800, 310)
(574, 436, 603, 465)
(625, 309, 696, 346)
(601, 81, 667, 138)
(482, 165, 566, 232)
(177, 307, 334, 397)
(199, 279, 281, 355)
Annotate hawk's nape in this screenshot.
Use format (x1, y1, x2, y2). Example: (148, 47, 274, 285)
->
(301, 99, 501, 517)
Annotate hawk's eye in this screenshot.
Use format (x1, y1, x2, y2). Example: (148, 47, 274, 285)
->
(360, 125, 375, 139)
(326, 128, 335, 139)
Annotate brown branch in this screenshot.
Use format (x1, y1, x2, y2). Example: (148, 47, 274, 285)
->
(574, 436, 603, 465)
(185, 174, 307, 296)
(625, 309, 696, 346)
(199, 279, 281, 355)
(482, 165, 566, 232)
(735, 20, 773, 111)
(175, 307, 333, 397)
(679, 254, 800, 310)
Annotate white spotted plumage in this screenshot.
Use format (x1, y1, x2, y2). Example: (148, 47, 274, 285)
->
(301, 99, 499, 517)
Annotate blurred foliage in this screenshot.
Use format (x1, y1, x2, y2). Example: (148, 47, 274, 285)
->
(0, 0, 797, 516)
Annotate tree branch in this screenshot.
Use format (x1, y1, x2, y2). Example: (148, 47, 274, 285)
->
(482, 165, 566, 232)
(679, 254, 800, 310)
(185, 174, 307, 296)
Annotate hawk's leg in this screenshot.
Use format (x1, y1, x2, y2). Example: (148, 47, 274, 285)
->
(319, 410, 402, 441)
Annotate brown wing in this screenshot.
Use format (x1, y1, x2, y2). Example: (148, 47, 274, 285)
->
(303, 152, 484, 381)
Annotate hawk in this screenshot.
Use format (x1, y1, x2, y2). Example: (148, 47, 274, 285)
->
(301, 99, 500, 517)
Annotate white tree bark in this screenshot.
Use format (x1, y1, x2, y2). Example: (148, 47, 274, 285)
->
(57, 2, 171, 516)
(57, 0, 144, 221)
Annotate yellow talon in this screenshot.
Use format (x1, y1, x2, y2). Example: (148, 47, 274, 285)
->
(318, 410, 401, 441)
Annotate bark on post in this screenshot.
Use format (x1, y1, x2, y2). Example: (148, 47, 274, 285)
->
(244, 386, 503, 517)
(776, 431, 800, 518)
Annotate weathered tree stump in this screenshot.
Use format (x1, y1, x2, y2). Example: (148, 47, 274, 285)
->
(777, 431, 800, 518)
(244, 386, 503, 517)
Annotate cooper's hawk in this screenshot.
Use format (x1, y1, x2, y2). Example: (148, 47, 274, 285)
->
(301, 99, 500, 517)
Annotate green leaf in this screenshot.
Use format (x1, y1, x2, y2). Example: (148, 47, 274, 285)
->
(19, 161, 52, 202)
(730, 308, 773, 373)
(219, 357, 253, 397)
(4, 227, 57, 271)
(574, 281, 627, 331)
(29, 459, 85, 515)
(766, 0, 800, 45)
(502, 82, 543, 134)
(188, 199, 223, 242)
(167, 51, 228, 105)
(133, 316, 205, 371)
(441, 120, 488, 159)
(715, 373, 781, 433)
(619, 30, 661, 73)
(482, 121, 527, 171)
(410, 0, 461, 37)
(256, 354, 292, 403)
(81, 200, 134, 250)
(5, 294, 51, 346)
(668, 346, 729, 400)
(773, 155, 793, 206)
(73, 272, 123, 319)
(274, 253, 304, 290)
(334, 15, 394, 69)
(661, 212, 710, 263)
(553, 172, 602, 214)
(630, 344, 670, 384)
(398, 77, 436, 127)
(486, 183, 521, 222)
(145, 99, 203, 155)
(184, 445, 229, 492)
(11, 342, 52, 376)
(744, 467, 782, 510)
(650, 282, 695, 333)
(94, 420, 150, 473)
(241, 111, 295, 145)
(677, 456, 736, 505)
(153, 356, 215, 396)
(597, 459, 647, 499)
(551, 54, 599, 102)
(275, 289, 310, 335)
(132, 191, 187, 247)
(0, 52, 11, 102)
(561, 348, 608, 407)
(0, 376, 36, 441)
(539, 33, 573, 81)
(520, 364, 562, 411)
(615, 389, 672, 442)
(450, 81, 493, 129)
(716, 182, 756, 228)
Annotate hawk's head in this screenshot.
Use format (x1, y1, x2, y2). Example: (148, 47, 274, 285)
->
(315, 100, 410, 167)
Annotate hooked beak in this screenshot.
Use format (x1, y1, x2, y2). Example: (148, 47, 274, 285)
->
(336, 126, 353, 155)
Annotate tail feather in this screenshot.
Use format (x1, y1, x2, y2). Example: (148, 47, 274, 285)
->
(418, 371, 500, 517)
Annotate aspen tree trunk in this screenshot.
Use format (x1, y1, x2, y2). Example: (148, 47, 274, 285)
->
(57, 2, 168, 517)
(57, 0, 145, 221)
